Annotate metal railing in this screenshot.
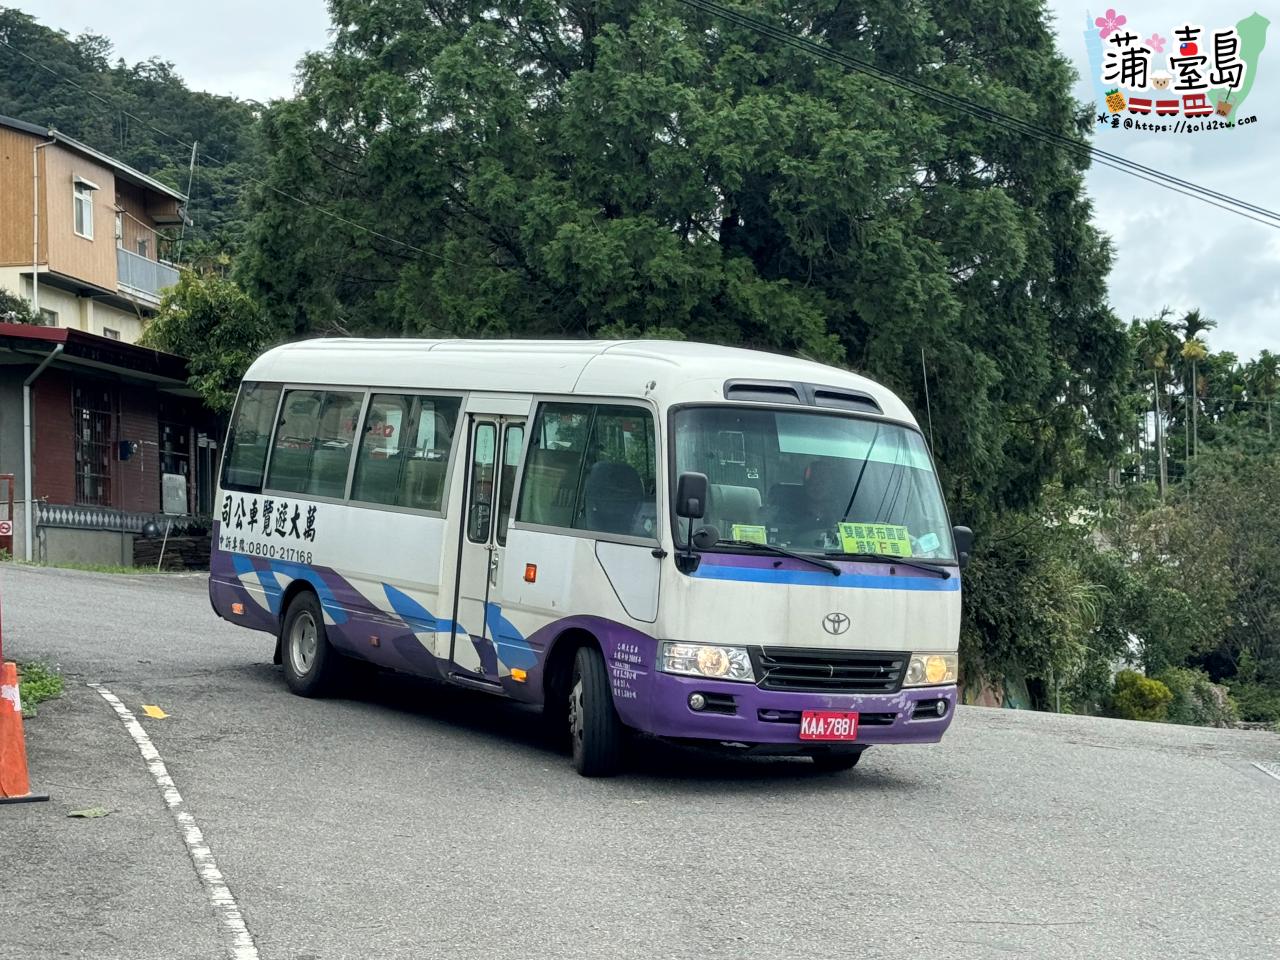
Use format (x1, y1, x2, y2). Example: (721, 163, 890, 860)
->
(116, 248, 180, 304)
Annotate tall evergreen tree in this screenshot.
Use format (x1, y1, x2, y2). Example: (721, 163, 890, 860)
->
(242, 0, 1129, 531)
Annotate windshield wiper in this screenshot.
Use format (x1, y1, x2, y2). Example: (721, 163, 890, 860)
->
(825, 551, 951, 579)
(718, 539, 841, 576)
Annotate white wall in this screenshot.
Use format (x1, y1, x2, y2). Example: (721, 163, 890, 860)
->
(0, 266, 147, 343)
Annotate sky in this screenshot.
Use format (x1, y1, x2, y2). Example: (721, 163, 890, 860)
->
(17, 0, 1279, 360)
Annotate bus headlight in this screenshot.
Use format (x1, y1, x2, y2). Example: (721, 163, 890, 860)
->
(661, 642, 755, 682)
(903, 653, 958, 686)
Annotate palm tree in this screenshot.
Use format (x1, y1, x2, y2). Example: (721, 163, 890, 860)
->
(1177, 310, 1216, 465)
(1134, 312, 1178, 496)
(1245, 349, 1280, 438)
(1181, 337, 1208, 461)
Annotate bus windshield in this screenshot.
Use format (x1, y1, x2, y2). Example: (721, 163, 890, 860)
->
(672, 406, 955, 562)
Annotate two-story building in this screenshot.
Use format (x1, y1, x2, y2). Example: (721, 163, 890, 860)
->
(0, 114, 186, 342)
(0, 116, 220, 566)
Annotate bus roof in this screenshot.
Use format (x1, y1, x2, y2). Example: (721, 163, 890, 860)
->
(244, 338, 920, 425)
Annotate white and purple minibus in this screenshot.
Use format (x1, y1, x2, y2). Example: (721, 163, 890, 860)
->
(209, 340, 970, 776)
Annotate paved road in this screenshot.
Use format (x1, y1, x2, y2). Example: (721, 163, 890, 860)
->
(2, 562, 1279, 960)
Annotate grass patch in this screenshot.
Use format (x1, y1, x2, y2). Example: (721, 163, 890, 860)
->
(17, 661, 64, 718)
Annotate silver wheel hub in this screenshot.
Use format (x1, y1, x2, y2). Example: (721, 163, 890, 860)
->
(569, 677, 584, 747)
(289, 611, 318, 676)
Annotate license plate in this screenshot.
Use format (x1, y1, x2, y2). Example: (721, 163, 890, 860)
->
(799, 710, 860, 741)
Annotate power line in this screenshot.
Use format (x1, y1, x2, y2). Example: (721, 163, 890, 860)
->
(0, 36, 462, 265)
(674, 0, 1280, 229)
(676, 0, 1280, 224)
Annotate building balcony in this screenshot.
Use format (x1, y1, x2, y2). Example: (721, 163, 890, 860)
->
(117, 247, 180, 305)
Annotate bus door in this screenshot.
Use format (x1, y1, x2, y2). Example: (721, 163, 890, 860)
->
(450, 414, 526, 684)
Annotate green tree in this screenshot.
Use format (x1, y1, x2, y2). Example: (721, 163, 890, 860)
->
(239, 0, 1130, 690)
(141, 271, 282, 412)
(0, 287, 36, 323)
(251, 14, 1123, 467)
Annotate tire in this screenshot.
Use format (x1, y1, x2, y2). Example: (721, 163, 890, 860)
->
(569, 646, 625, 777)
(811, 748, 864, 773)
(281, 592, 339, 697)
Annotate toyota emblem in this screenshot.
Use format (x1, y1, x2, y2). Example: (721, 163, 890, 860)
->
(822, 612, 850, 636)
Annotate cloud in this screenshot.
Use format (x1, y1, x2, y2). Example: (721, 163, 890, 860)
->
(1049, 1, 1279, 359)
(23, 0, 330, 101)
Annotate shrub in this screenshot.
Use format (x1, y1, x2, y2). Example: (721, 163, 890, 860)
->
(1157, 667, 1240, 728)
(1228, 682, 1280, 725)
(1108, 670, 1173, 722)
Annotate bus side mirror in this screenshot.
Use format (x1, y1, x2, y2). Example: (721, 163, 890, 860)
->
(675, 472, 709, 520)
(952, 526, 974, 570)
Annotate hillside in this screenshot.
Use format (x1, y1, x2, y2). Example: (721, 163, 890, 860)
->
(0, 5, 260, 255)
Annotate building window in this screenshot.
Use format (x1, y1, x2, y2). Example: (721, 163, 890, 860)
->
(37, 308, 57, 327)
(73, 181, 95, 239)
(74, 382, 114, 507)
(136, 237, 149, 258)
(115, 211, 124, 248)
(102, 327, 120, 340)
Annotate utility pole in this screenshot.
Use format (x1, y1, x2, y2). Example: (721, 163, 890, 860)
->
(175, 140, 197, 266)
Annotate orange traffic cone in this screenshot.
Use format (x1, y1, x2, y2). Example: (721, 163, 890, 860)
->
(1, 661, 49, 804)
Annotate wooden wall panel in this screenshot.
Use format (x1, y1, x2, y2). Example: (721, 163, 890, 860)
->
(115, 181, 158, 260)
(0, 126, 45, 269)
(43, 145, 116, 291)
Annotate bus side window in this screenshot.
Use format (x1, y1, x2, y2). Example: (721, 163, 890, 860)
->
(350, 394, 461, 512)
(516, 403, 593, 528)
(222, 382, 282, 493)
(575, 406, 656, 538)
(265, 389, 363, 498)
(496, 423, 524, 545)
(516, 402, 656, 539)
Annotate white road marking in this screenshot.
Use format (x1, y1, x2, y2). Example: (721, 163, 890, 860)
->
(1251, 761, 1280, 784)
(90, 683, 260, 960)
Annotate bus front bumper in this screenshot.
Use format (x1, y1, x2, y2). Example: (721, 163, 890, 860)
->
(638, 673, 957, 748)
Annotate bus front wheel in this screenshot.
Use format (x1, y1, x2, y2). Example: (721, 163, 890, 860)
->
(569, 646, 624, 777)
(281, 592, 339, 697)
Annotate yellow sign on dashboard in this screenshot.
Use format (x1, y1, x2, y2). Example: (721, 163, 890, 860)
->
(838, 522, 912, 557)
(730, 523, 768, 544)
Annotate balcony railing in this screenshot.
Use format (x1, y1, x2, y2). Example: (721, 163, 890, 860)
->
(117, 248, 180, 305)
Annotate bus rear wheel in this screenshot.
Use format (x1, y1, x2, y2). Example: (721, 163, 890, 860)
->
(569, 646, 624, 777)
(281, 592, 339, 697)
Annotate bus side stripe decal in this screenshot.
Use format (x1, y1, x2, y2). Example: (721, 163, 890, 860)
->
(383, 583, 440, 635)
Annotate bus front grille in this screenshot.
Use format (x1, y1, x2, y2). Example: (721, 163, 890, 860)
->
(752, 648, 908, 694)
